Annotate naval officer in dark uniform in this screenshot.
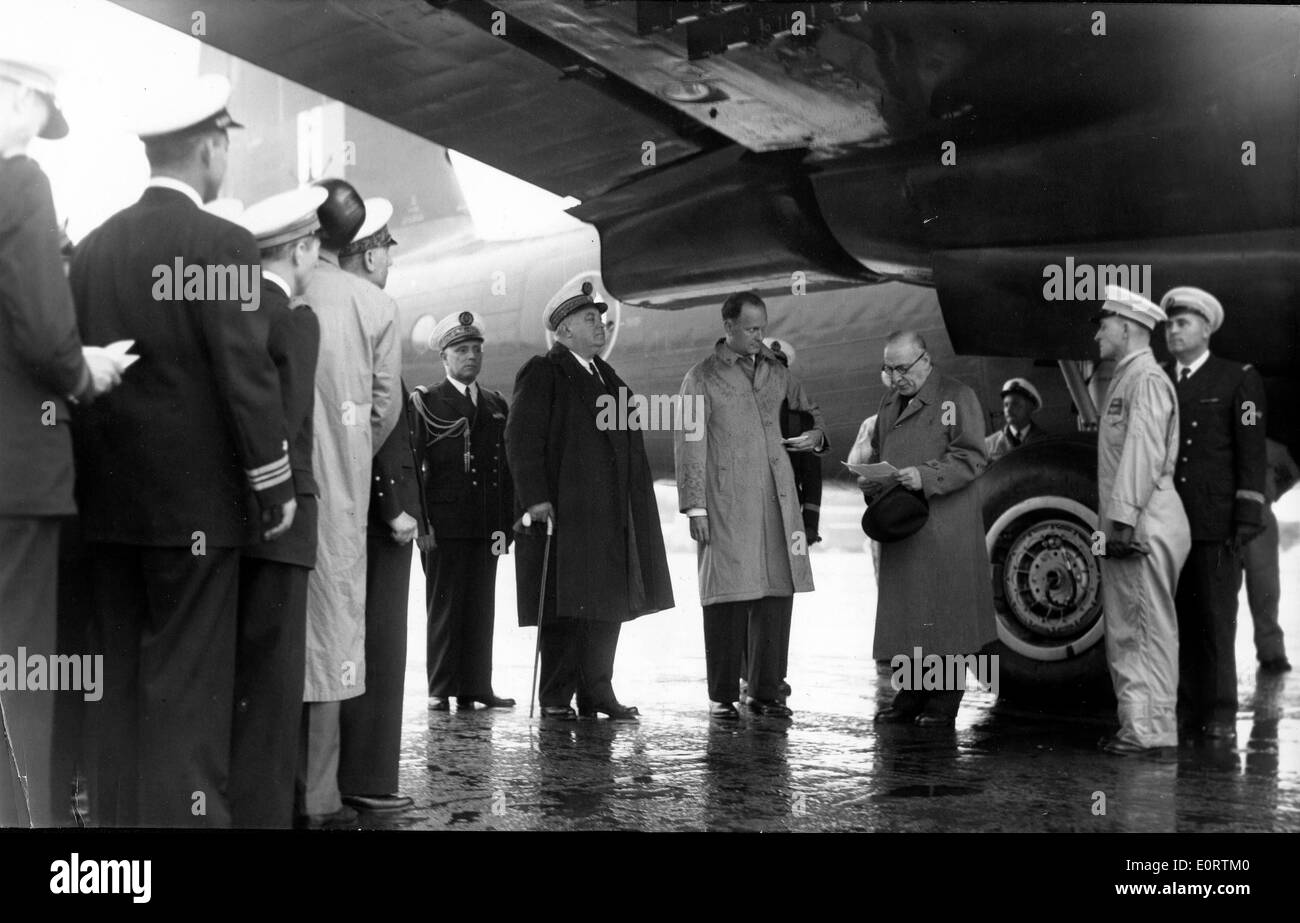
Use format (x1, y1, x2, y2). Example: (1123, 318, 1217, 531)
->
(1161, 286, 1268, 744)
(985, 377, 1050, 461)
(0, 56, 121, 828)
(69, 75, 296, 827)
(229, 187, 326, 828)
(411, 311, 515, 711)
(336, 198, 417, 814)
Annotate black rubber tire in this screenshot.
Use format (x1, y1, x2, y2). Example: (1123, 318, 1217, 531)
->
(979, 434, 1113, 704)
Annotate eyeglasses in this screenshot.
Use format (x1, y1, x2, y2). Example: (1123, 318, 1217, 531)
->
(881, 351, 928, 377)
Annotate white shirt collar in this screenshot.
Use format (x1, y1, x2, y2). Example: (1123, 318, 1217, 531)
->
(1176, 350, 1211, 379)
(146, 176, 204, 209)
(568, 349, 595, 374)
(446, 376, 476, 402)
(1008, 423, 1029, 440)
(261, 270, 291, 299)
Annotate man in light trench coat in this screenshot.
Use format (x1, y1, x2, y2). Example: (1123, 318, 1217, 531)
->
(297, 180, 402, 825)
(676, 292, 828, 720)
(1092, 285, 1191, 755)
(867, 331, 997, 727)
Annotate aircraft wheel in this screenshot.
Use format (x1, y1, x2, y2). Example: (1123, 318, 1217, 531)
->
(980, 435, 1113, 702)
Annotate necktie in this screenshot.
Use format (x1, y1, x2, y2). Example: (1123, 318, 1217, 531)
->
(1179, 368, 1190, 383)
(468, 383, 478, 407)
(590, 364, 605, 388)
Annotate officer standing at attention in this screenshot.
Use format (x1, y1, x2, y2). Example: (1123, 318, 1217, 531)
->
(1161, 286, 1268, 744)
(70, 75, 296, 826)
(411, 311, 516, 712)
(1092, 285, 1190, 756)
(0, 56, 121, 827)
(230, 186, 326, 828)
(335, 198, 417, 816)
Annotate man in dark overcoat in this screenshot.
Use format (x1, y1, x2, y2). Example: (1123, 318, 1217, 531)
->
(867, 331, 997, 727)
(506, 283, 673, 720)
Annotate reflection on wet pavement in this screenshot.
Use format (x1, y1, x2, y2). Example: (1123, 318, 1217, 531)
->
(359, 486, 1300, 832)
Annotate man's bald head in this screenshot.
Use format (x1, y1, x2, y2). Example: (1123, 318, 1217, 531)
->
(884, 330, 927, 354)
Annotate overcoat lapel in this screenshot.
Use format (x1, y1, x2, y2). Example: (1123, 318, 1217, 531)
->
(893, 373, 938, 428)
(551, 344, 613, 446)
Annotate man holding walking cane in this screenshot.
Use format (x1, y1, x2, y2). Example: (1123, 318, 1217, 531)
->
(505, 283, 674, 721)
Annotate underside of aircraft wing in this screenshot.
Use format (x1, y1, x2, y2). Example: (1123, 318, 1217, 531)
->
(113, 0, 1300, 371)
(111, 0, 721, 202)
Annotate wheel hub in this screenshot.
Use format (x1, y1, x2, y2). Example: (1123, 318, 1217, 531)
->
(1002, 520, 1099, 638)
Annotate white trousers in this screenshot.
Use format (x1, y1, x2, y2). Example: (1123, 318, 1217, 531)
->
(1101, 490, 1190, 748)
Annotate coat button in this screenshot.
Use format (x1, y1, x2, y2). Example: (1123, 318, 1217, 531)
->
(1185, 439, 1192, 445)
(237, 697, 249, 713)
(1191, 421, 1198, 427)
(1181, 456, 1187, 463)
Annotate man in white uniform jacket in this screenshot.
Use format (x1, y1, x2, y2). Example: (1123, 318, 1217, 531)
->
(1092, 285, 1191, 756)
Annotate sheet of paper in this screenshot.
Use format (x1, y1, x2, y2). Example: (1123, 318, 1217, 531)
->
(842, 460, 898, 484)
(101, 340, 140, 371)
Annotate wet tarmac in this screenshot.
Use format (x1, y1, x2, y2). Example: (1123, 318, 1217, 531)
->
(363, 485, 1300, 832)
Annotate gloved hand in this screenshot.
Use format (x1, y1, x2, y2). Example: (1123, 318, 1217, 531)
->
(1105, 521, 1138, 558)
(1232, 520, 1266, 554)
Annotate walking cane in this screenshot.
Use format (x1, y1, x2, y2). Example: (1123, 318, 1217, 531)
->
(526, 511, 555, 719)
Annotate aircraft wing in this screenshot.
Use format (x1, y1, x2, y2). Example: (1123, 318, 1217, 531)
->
(111, 0, 718, 204)
(113, 1, 1299, 367)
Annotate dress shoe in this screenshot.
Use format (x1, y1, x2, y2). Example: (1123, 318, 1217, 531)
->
(914, 714, 955, 728)
(342, 793, 413, 813)
(1098, 735, 1172, 758)
(578, 701, 640, 720)
(428, 695, 450, 711)
(1202, 721, 1237, 743)
(748, 699, 793, 718)
(540, 705, 577, 721)
(874, 707, 918, 724)
(1097, 735, 1146, 756)
(741, 682, 790, 705)
(457, 693, 516, 709)
(1259, 657, 1292, 673)
(296, 804, 358, 830)
(709, 701, 739, 720)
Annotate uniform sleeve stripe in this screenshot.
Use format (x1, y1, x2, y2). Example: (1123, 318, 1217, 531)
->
(1235, 490, 1266, 504)
(249, 468, 292, 491)
(247, 455, 292, 491)
(247, 455, 292, 479)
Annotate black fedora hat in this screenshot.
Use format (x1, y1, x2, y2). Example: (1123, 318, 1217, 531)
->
(861, 484, 929, 542)
(313, 178, 366, 251)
